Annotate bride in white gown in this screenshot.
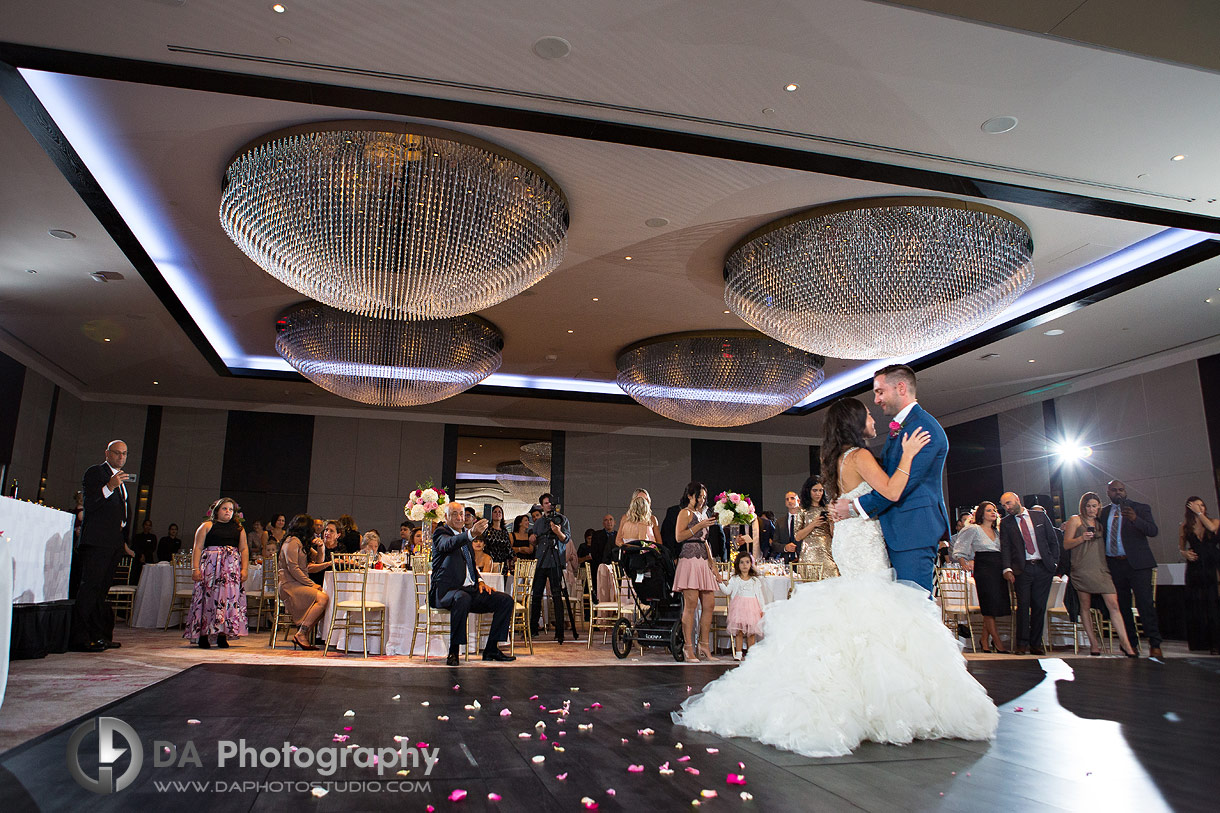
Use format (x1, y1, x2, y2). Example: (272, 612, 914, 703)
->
(673, 398, 998, 757)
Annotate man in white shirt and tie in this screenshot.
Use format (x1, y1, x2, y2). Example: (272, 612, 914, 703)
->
(778, 491, 802, 564)
(70, 440, 134, 652)
(1000, 491, 1061, 656)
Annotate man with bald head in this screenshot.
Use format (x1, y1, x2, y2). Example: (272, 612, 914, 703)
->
(70, 440, 134, 652)
(999, 491, 1060, 655)
(1099, 480, 1162, 658)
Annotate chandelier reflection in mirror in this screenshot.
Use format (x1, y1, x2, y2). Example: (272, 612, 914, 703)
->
(724, 197, 1034, 359)
(518, 442, 552, 480)
(495, 461, 549, 507)
(616, 331, 826, 427)
(275, 302, 503, 407)
(222, 121, 569, 320)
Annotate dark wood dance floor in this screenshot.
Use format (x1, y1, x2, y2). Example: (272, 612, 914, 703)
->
(2, 657, 1217, 811)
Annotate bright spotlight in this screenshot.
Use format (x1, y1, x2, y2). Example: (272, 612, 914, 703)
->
(1055, 442, 1093, 461)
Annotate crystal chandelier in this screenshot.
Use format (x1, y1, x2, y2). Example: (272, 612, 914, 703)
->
(495, 461, 549, 507)
(616, 331, 826, 427)
(274, 301, 503, 406)
(518, 442, 552, 479)
(724, 197, 1034, 359)
(221, 121, 569, 320)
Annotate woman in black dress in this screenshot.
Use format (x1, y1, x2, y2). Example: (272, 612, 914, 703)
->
(1181, 496, 1220, 654)
(951, 501, 1009, 652)
(482, 505, 514, 567)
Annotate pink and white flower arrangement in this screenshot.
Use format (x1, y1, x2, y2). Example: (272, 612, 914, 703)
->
(404, 481, 449, 523)
(712, 491, 756, 526)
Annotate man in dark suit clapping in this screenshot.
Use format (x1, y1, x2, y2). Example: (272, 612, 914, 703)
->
(430, 501, 515, 666)
(70, 440, 133, 652)
(1100, 480, 1162, 659)
(1000, 491, 1061, 656)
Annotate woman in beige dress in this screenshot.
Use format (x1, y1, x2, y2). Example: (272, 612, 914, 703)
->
(673, 482, 720, 662)
(795, 475, 839, 578)
(1062, 492, 1137, 657)
(277, 513, 330, 651)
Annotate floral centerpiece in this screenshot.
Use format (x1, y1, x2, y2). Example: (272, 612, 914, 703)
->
(405, 482, 449, 543)
(712, 491, 756, 527)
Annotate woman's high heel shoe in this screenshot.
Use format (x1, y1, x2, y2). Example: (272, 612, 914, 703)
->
(697, 646, 714, 661)
(683, 647, 699, 662)
(292, 634, 318, 651)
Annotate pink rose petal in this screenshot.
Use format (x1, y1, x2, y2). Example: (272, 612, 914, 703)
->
(343, 726, 353, 732)
(701, 790, 718, 799)
(685, 767, 700, 775)
(500, 709, 512, 717)
(556, 772, 568, 781)
(726, 774, 747, 785)
(416, 742, 428, 748)
(606, 789, 616, 796)
(448, 789, 467, 802)
(678, 756, 691, 762)
(487, 793, 501, 802)
(591, 702, 602, 709)
(427, 807, 435, 812)
(627, 764, 645, 773)
(492, 696, 501, 701)
(530, 695, 539, 700)
(581, 799, 599, 810)
(453, 685, 460, 691)
(706, 747, 718, 754)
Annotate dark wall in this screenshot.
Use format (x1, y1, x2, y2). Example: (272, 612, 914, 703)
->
(945, 414, 1005, 520)
(220, 410, 314, 524)
(1199, 353, 1220, 502)
(0, 350, 26, 470)
(691, 439, 763, 509)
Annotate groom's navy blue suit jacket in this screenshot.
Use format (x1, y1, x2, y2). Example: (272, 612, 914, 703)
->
(856, 403, 951, 555)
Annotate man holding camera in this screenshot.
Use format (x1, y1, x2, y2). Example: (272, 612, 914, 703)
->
(528, 492, 571, 643)
(1099, 480, 1162, 659)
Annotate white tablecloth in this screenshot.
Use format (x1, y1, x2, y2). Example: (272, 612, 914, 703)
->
(0, 533, 13, 711)
(130, 562, 263, 628)
(323, 570, 507, 656)
(0, 498, 73, 603)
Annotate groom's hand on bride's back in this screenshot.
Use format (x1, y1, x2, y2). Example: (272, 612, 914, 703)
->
(831, 498, 852, 520)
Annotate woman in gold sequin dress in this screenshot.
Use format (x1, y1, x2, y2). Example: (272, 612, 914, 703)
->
(796, 476, 839, 577)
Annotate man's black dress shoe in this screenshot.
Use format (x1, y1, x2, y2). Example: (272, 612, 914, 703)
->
(70, 641, 106, 653)
(103, 641, 121, 649)
(445, 652, 460, 666)
(1029, 645, 1046, 656)
(482, 648, 516, 662)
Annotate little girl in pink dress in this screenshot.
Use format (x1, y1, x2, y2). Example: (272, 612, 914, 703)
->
(719, 551, 771, 660)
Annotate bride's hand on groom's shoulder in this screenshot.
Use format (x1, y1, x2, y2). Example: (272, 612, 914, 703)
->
(901, 428, 931, 455)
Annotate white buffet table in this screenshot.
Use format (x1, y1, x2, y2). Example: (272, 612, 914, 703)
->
(0, 498, 73, 604)
(130, 562, 264, 628)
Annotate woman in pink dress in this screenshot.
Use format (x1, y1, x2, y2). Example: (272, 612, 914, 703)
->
(184, 498, 249, 648)
(673, 481, 720, 662)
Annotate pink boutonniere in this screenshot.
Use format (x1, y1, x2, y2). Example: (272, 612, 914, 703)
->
(888, 420, 902, 439)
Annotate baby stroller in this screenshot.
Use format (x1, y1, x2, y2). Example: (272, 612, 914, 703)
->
(611, 541, 686, 661)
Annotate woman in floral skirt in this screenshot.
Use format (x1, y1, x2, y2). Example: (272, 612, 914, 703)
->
(184, 497, 249, 648)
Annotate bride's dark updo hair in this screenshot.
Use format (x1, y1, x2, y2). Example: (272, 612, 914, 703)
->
(820, 398, 869, 500)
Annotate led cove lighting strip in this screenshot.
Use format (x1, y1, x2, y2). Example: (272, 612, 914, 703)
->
(23, 70, 1214, 409)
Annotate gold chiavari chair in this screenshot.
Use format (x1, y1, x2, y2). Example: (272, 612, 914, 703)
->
(163, 552, 194, 630)
(245, 562, 277, 632)
(1045, 583, 1088, 653)
(409, 563, 452, 661)
(511, 559, 538, 656)
(586, 561, 620, 648)
(268, 565, 298, 649)
(935, 565, 977, 653)
(106, 556, 137, 623)
(324, 553, 387, 658)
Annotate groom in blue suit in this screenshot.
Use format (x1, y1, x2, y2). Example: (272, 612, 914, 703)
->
(835, 364, 950, 593)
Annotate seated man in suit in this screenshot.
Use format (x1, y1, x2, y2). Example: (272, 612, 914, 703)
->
(430, 501, 515, 666)
(1000, 492, 1061, 656)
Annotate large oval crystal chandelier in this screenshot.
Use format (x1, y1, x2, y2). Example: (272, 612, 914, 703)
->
(222, 121, 569, 320)
(518, 442, 552, 479)
(724, 197, 1034, 359)
(275, 301, 503, 406)
(616, 331, 826, 427)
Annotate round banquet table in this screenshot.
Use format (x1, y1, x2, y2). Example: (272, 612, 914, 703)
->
(322, 569, 506, 656)
(130, 561, 264, 629)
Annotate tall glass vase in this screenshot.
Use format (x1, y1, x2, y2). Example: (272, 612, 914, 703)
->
(421, 519, 434, 548)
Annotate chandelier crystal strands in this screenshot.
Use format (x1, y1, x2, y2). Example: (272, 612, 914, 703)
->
(724, 197, 1035, 359)
(615, 331, 826, 427)
(495, 461, 550, 506)
(274, 302, 503, 407)
(221, 121, 569, 320)
(518, 442, 552, 480)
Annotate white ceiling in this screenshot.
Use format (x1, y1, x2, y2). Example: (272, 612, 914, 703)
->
(1, 0, 1218, 440)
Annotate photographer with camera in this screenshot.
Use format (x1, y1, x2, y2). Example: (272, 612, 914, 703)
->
(528, 492, 572, 643)
(1100, 480, 1162, 658)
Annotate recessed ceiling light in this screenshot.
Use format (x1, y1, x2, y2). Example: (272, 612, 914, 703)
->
(1028, 359, 1036, 363)
(1043, 329, 1064, 336)
(1207, 297, 1215, 304)
(25, 268, 37, 274)
(591, 297, 599, 301)
(762, 107, 775, 115)
(271, 3, 286, 12)
(624, 256, 632, 260)
(784, 83, 799, 92)
(567, 329, 574, 333)
(1171, 154, 1186, 161)
(48, 229, 76, 239)
(533, 36, 571, 60)
(104, 338, 112, 342)
(723, 310, 730, 314)
(981, 116, 1018, 134)
(153, 380, 159, 384)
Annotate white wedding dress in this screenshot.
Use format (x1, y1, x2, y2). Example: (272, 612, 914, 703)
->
(672, 480, 998, 757)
